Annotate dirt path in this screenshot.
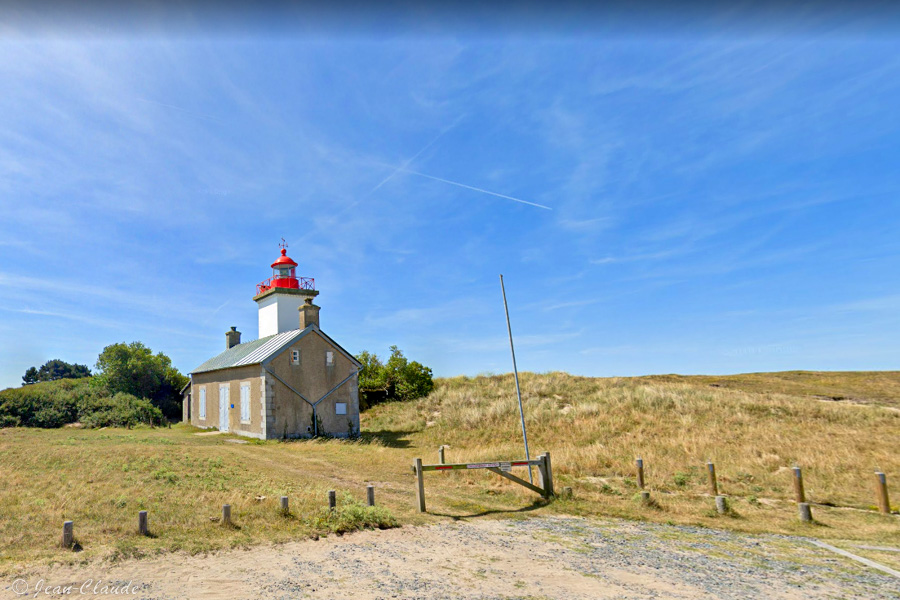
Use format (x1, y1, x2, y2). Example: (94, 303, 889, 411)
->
(4, 516, 895, 599)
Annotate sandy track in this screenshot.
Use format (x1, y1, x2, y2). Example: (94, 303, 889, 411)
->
(3, 516, 895, 599)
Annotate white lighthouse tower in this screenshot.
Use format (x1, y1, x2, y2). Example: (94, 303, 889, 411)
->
(253, 241, 319, 338)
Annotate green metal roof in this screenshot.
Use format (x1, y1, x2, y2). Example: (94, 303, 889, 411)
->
(191, 329, 305, 374)
(191, 325, 362, 375)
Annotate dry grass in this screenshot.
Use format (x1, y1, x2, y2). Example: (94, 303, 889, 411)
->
(642, 370, 900, 407)
(1, 370, 898, 574)
(366, 371, 900, 537)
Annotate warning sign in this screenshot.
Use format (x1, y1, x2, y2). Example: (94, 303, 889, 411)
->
(500, 462, 512, 472)
(466, 462, 500, 469)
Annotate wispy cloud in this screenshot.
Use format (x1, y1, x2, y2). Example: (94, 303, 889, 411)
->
(590, 249, 683, 265)
(134, 96, 225, 123)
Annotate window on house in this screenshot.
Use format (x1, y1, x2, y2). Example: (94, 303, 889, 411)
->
(335, 402, 347, 415)
(291, 350, 300, 365)
(240, 383, 251, 422)
(199, 388, 206, 419)
(326, 351, 334, 366)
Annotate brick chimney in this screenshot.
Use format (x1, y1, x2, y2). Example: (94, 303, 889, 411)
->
(226, 326, 241, 349)
(298, 298, 320, 329)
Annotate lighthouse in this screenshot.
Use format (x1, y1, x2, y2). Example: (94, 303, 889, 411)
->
(253, 242, 320, 338)
(189, 239, 360, 439)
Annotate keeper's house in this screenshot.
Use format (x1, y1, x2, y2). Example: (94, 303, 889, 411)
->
(186, 246, 360, 439)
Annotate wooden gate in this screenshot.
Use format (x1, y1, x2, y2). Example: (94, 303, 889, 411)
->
(411, 452, 554, 512)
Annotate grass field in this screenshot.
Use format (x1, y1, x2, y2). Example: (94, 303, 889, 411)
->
(1, 370, 898, 574)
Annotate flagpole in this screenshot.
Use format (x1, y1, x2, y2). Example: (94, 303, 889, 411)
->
(500, 274, 532, 483)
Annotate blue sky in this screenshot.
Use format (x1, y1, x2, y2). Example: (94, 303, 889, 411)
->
(1, 4, 899, 389)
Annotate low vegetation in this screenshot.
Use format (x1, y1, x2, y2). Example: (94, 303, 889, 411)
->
(371, 371, 898, 513)
(0, 370, 897, 574)
(0, 379, 163, 428)
(0, 341, 187, 428)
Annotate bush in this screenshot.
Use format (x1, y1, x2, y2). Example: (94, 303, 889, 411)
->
(0, 379, 88, 427)
(310, 492, 399, 534)
(78, 392, 164, 428)
(0, 378, 162, 429)
(356, 345, 434, 410)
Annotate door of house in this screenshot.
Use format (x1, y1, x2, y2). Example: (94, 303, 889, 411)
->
(219, 385, 229, 432)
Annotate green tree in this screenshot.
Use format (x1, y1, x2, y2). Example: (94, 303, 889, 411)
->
(357, 350, 388, 393)
(22, 359, 91, 385)
(95, 342, 188, 419)
(355, 346, 434, 408)
(22, 367, 38, 385)
(385, 345, 434, 401)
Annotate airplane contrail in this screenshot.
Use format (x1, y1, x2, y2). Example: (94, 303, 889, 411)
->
(315, 115, 468, 230)
(368, 115, 466, 196)
(394, 167, 552, 211)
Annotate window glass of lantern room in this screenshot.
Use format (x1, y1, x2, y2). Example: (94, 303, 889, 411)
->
(335, 402, 347, 415)
(326, 351, 334, 366)
(199, 388, 206, 419)
(291, 350, 300, 365)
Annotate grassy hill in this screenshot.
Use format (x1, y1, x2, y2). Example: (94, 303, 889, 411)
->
(1, 370, 897, 573)
(642, 370, 900, 407)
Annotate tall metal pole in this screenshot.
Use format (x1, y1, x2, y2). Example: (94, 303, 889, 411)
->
(500, 274, 532, 483)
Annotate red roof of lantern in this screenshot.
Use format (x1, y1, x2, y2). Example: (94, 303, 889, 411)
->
(271, 248, 298, 268)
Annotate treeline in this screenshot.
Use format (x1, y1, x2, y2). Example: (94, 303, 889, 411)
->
(23, 359, 91, 384)
(356, 345, 434, 410)
(1, 342, 187, 429)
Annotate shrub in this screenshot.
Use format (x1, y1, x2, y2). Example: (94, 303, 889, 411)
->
(0, 379, 162, 429)
(78, 392, 164, 428)
(310, 492, 399, 534)
(0, 379, 88, 427)
(356, 345, 434, 409)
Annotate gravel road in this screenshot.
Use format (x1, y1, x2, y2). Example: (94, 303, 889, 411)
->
(4, 516, 897, 599)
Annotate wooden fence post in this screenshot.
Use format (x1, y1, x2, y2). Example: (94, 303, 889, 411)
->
(715, 496, 728, 514)
(367, 485, 375, 506)
(544, 452, 554, 497)
(328, 490, 336, 511)
(798, 502, 813, 523)
(61, 521, 73, 548)
(439, 446, 445, 464)
(536, 452, 554, 498)
(537, 453, 546, 494)
(414, 458, 426, 512)
(222, 504, 231, 526)
(636, 457, 645, 490)
(138, 511, 148, 536)
(792, 466, 806, 503)
(707, 461, 718, 496)
(876, 472, 891, 514)
(280, 496, 289, 515)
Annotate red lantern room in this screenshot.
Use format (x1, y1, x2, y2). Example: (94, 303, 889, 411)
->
(270, 248, 299, 289)
(256, 242, 316, 296)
